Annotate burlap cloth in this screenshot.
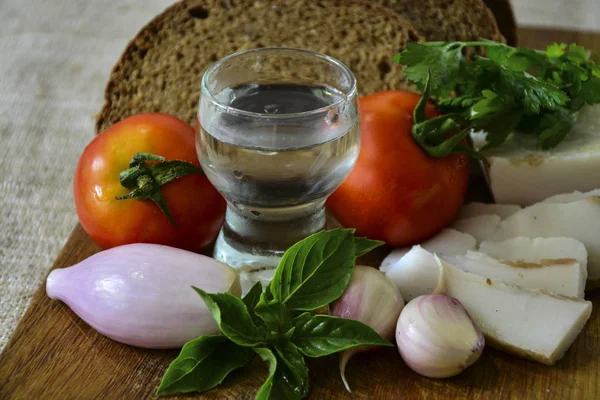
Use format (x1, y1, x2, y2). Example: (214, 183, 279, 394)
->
(0, 0, 597, 352)
(0, 0, 174, 352)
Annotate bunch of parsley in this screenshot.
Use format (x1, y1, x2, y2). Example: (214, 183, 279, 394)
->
(394, 41, 600, 157)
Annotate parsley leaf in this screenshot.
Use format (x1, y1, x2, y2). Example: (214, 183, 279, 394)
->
(486, 44, 545, 72)
(566, 43, 589, 64)
(537, 107, 579, 149)
(546, 43, 567, 58)
(394, 42, 466, 97)
(579, 78, 600, 105)
(436, 94, 483, 113)
(474, 58, 569, 114)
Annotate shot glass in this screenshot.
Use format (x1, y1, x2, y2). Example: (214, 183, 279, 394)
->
(196, 47, 359, 292)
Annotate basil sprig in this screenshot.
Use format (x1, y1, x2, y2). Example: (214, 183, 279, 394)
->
(156, 229, 391, 398)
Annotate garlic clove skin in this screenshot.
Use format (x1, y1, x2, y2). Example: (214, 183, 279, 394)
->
(396, 294, 484, 379)
(380, 229, 476, 274)
(329, 265, 405, 391)
(46, 243, 241, 349)
(330, 265, 405, 341)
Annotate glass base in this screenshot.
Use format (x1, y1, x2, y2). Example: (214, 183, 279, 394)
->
(213, 202, 326, 295)
(213, 230, 283, 295)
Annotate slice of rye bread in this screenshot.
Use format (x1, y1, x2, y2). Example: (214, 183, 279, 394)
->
(95, 0, 422, 133)
(377, 0, 505, 54)
(483, 0, 517, 46)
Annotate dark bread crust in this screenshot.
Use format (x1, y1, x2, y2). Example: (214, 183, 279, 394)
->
(483, 0, 517, 46)
(95, 0, 423, 133)
(378, 0, 505, 53)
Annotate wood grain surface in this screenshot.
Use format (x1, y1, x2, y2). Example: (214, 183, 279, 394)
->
(2, 27, 600, 400)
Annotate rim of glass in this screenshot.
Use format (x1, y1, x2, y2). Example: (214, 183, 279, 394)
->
(200, 47, 357, 120)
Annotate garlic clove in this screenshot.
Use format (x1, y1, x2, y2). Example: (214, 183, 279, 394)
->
(46, 243, 241, 349)
(329, 265, 404, 392)
(396, 294, 484, 379)
(338, 348, 359, 393)
(380, 229, 476, 273)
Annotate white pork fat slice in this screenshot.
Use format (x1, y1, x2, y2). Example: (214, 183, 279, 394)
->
(541, 188, 600, 204)
(471, 104, 600, 206)
(494, 198, 600, 286)
(457, 202, 521, 219)
(479, 237, 588, 275)
(446, 250, 586, 298)
(439, 257, 592, 365)
(379, 228, 475, 273)
(382, 246, 441, 302)
(450, 214, 501, 243)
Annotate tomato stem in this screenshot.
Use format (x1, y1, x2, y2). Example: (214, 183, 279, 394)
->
(115, 152, 205, 228)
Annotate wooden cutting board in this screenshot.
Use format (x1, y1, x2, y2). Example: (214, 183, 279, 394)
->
(2, 27, 600, 400)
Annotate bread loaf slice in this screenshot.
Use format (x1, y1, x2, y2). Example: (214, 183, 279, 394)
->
(483, 0, 517, 45)
(377, 0, 505, 54)
(95, 0, 422, 132)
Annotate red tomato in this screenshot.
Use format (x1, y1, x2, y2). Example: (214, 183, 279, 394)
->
(74, 113, 225, 252)
(327, 91, 469, 247)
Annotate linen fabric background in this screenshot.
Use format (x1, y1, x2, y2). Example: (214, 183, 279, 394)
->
(0, 0, 597, 351)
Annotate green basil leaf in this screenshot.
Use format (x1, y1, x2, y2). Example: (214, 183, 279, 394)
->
(268, 229, 356, 311)
(353, 237, 384, 258)
(156, 335, 253, 396)
(254, 348, 277, 400)
(283, 326, 296, 339)
(254, 347, 306, 400)
(274, 341, 309, 397)
(291, 315, 393, 358)
(243, 282, 263, 314)
(254, 291, 293, 334)
(292, 312, 312, 329)
(243, 282, 266, 327)
(193, 287, 269, 347)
